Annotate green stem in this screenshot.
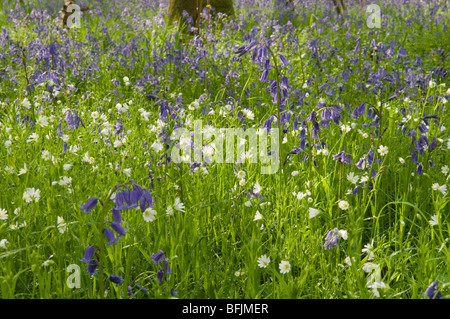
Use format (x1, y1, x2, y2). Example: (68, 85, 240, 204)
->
(97, 181, 134, 299)
(265, 46, 284, 214)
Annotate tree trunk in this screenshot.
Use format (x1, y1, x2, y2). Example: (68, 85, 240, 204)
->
(332, 0, 346, 19)
(332, 0, 341, 16)
(167, 0, 202, 27)
(60, 0, 88, 29)
(167, 0, 234, 27)
(203, 0, 234, 16)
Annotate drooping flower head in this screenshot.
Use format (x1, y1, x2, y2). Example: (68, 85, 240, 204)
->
(323, 228, 343, 250)
(80, 197, 101, 214)
(112, 207, 122, 224)
(422, 281, 442, 299)
(151, 250, 172, 284)
(151, 250, 165, 265)
(103, 228, 119, 246)
(108, 275, 124, 286)
(87, 259, 99, 276)
(80, 245, 96, 263)
(110, 222, 127, 237)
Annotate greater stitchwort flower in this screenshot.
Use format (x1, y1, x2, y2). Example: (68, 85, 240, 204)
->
(257, 255, 271, 268)
(0, 208, 8, 220)
(143, 207, 157, 222)
(279, 260, 291, 274)
(308, 207, 320, 219)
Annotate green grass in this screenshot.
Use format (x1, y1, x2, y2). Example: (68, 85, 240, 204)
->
(0, 0, 449, 299)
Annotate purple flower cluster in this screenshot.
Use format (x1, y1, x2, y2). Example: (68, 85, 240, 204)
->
(322, 228, 341, 250)
(151, 250, 173, 285)
(150, 250, 177, 296)
(79, 181, 156, 294)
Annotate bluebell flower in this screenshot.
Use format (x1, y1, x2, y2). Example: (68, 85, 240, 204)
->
(128, 188, 142, 208)
(418, 135, 429, 154)
(422, 281, 442, 299)
(151, 250, 173, 284)
(163, 259, 173, 275)
(333, 150, 344, 161)
(263, 58, 271, 71)
(114, 192, 126, 210)
(312, 120, 320, 139)
(116, 190, 137, 210)
(307, 110, 316, 122)
(170, 288, 178, 297)
(234, 40, 257, 57)
(108, 275, 124, 286)
(352, 102, 366, 119)
(134, 284, 147, 294)
(259, 69, 269, 82)
(128, 284, 147, 298)
(398, 47, 407, 58)
(80, 197, 101, 214)
(405, 128, 417, 137)
(342, 68, 350, 82)
(428, 137, 437, 152)
(262, 116, 273, 132)
(65, 111, 75, 129)
(251, 46, 259, 63)
(145, 94, 158, 101)
(367, 150, 375, 166)
(300, 128, 306, 139)
(80, 245, 96, 263)
(139, 189, 154, 213)
(290, 146, 303, 155)
(111, 222, 127, 237)
(323, 228, 341, 250)
(411, 151, 419, 163)
(320, 108, 331, 127)
(127, 285, 133, 297)
(355, 157, 365, 169)
(280, 76, 291, 94)
(416, 164, 423, 175)
(418, 123, 428, 134)
(157, 269, 164, 284)
(429, 157, 436, 168)
(352, 185, 361, 195)
(74, 111, 85, 128)
(103, 228, 119, 246)
(87, 259, 98, 276)
(422, 113, 438, 125)
(112, 207, 122, 224)
(279, 54, 289, 67)
(56, 123, 63, 138)
(151, 250, 165, 265)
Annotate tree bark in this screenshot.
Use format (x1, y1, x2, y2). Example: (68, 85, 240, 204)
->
(203, 0, 234, 16)
(167, 0, 201, 27)
(332, 0, 346, 19)
(60, 0, 88, 29)
(332, 0, 341, 16)
(167, 0, 234, 27)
